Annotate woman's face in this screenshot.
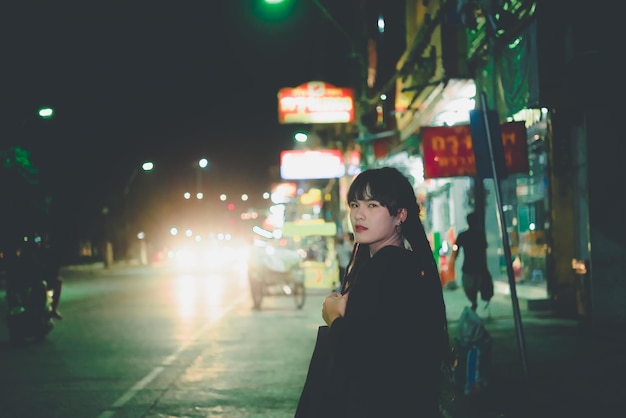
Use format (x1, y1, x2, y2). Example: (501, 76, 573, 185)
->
(349, 197, 404, 255)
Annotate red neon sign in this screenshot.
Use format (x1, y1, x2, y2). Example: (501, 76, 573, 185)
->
(421, 121, 528, 179)
(278, 81, 354, 124)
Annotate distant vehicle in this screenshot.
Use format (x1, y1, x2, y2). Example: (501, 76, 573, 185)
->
(165, 238, 246, 274)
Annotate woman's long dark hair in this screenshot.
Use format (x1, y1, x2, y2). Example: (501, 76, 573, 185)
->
(341, 167, 453, 370)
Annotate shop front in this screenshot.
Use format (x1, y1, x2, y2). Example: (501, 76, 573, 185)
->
(369, 83, 551, 300)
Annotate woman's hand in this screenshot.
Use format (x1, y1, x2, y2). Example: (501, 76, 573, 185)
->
(322, 292, 349, 326)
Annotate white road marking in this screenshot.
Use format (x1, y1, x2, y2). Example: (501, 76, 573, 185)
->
(97, 292, 249, 418)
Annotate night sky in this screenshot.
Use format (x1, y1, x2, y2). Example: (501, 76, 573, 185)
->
(1, 1, 404, 243)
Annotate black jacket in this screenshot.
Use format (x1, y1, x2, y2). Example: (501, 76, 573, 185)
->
(326, 246, 446, 418)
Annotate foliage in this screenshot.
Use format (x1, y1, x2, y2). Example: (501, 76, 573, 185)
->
(0, 146, 48, 248)
(1, 146, 39, 183)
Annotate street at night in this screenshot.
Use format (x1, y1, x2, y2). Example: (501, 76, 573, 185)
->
(0, 262, 322, 417)
(2, 1, 625, 417)
(1, 261, 624, 418)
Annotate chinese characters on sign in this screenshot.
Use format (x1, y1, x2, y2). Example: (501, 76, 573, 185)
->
(421, 121, 528, 179)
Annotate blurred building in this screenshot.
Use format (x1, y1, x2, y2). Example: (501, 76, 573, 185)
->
(271, 0, 624, 328)
(347, 0, 623, 328)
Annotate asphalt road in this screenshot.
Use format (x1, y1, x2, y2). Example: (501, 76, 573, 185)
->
(0, 263, 324, 418)
(5, 261, 608, 418)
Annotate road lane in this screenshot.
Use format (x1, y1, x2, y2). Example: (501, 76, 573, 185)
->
(0, 264, 326, 417)
(96, 286, 250, 418)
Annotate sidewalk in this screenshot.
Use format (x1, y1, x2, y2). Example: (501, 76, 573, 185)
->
(442, 280, 626, 418)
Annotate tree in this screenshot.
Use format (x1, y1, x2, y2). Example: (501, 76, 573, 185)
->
(0, 146, 49, 248)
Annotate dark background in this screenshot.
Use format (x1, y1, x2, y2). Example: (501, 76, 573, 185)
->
(0, 0, 405, 253)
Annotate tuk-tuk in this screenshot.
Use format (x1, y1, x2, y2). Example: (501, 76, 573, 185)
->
(246, 220, 339, 310)
(247, 239, 305, 310)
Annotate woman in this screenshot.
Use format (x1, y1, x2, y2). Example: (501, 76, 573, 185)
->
(314, 167, 451, 417)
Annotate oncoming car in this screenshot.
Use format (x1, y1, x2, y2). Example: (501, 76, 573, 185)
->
(166, 238, 246, 273)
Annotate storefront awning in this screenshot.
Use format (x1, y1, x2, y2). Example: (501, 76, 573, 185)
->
(399, 78, 476, 141)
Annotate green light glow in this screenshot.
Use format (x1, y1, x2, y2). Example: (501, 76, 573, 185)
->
(38, 106, 54, 119)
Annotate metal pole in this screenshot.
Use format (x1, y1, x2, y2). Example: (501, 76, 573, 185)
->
(311, 0, 355, 53)
(123, 167, 139, 196)
(122, 166, 139, 260)
(479, 92, 529, 380)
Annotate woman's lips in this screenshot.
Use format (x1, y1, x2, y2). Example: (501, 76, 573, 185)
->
(354, 225, 367, 232)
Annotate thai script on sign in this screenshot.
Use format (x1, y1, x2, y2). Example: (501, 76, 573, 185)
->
(278, 81, 354, 124)
(421, 121, 528, 179)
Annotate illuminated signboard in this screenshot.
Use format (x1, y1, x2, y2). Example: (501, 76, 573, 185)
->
(421, 121, 528, 179)
(280, 149, 345, 180)
(278, 81, 354, 124)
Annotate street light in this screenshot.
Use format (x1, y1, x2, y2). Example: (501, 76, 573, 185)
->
(37, 106, 55, 119)
(294, 132, 308, 142)
(124, 161, 154, 195)
(196, 157, 209, 192)
(122, 161, 155, 263)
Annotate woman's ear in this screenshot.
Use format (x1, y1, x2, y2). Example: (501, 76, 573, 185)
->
(397, 208, 407, 223)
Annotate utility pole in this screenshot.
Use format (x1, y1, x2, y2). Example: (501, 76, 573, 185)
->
(311, 0, 368, 140)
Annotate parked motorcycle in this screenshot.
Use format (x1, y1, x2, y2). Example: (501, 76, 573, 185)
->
(4, 238, 55, 343)
(5, 278, 54, 343)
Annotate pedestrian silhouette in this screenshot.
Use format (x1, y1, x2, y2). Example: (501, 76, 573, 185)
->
(335, 232, 353, 288)
(449, 212, 494, 310)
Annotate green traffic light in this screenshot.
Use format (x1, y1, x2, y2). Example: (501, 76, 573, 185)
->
(258, 0, 294, 21)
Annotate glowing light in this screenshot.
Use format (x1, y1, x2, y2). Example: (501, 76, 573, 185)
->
(38, 106, 54, 119)
(294, 132, 308, 142)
